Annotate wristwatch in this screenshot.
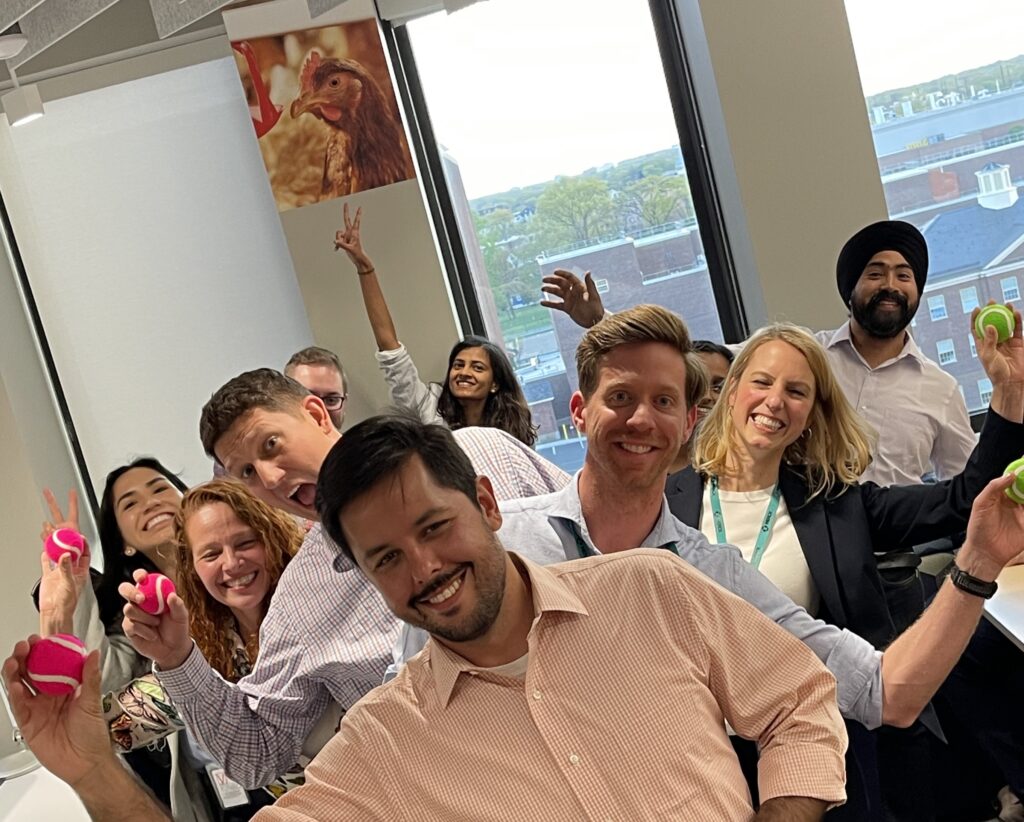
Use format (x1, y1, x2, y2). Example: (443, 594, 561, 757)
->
(949, 564, 999, 599)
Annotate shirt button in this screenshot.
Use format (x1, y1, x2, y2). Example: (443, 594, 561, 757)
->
(569, 753, 581, 765)
(532, 689, 542, 700)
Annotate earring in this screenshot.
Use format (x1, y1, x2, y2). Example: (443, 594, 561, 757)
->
(124, 546, 136, 556)
(801, 427, 813, 439)
(490, 386, 498, 394)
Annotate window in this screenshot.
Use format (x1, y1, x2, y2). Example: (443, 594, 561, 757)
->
(960, 287, 979, 313)
(403, 0, 733, 470)
(978, 378, 994, 406)
(928, 295, 948, 321)
(846, 0, 1024, 415)
(936, 339, 956, 365)
(968, 334, 977, 358)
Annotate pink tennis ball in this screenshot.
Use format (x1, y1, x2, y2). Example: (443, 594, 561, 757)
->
(45, 527, 85, 564)
(26, 634, 87, 696)
(137, 573, 176, 615)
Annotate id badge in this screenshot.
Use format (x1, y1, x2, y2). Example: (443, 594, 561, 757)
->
(205, 764, 250, 809)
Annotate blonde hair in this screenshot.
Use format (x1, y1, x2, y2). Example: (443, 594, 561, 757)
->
(174, 479, 302, 681)
(576, 304, 707, 409)
(694, 323, 874, 499)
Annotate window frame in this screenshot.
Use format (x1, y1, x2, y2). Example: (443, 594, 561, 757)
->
(383, 0, 748, 344)
(936, 338, 956, 365)
(959, 286, 979, 313)
(928, 294, 948, 321)
(1002, 276, 1021, 303)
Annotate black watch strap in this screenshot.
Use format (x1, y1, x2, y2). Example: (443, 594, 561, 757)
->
(949, 564, 998, 599)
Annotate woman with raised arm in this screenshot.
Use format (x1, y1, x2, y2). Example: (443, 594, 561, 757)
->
(335, 203, 537, 445)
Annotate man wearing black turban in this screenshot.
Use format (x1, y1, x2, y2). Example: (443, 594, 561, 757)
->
(817, 219, 975, 488)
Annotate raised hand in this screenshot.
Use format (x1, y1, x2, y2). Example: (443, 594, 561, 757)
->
(120, 570, 192, 671)
(334, 203, 374, 274)
(3, 637, 110, 789)
(38, 489, 91, 635)
(973, 301, 1024, 387)
(959, 472, 1024, 580)
(540, 269, 606, 329)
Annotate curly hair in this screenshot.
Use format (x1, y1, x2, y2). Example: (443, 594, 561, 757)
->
(694, 323, 875, 499)
(173, 479, 302, 681)
(436, 336, 538, 447)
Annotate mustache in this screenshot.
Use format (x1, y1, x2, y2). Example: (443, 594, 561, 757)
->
(867, 289, 909, 311)
(410, 564, 467, 606)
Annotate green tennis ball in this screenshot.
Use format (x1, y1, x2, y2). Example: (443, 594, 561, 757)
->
(1005, 457, 1024, 504)
(975, 304, 1015, 343)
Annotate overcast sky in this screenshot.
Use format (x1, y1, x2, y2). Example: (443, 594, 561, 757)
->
(409, 0, 1024, 199)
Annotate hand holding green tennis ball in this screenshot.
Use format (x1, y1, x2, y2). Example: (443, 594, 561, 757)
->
(975, 303, 1016, 343)
(1005, 457, 1024, 504)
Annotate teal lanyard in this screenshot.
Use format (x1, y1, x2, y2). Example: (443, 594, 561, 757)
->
(563, 520, 678, 558)
(709, 475, 782, 570)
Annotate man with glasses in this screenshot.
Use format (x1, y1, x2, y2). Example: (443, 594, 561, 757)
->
(285, 346, 348, 430)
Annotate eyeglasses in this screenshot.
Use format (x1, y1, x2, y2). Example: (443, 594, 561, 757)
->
(315, 393, 347, 410)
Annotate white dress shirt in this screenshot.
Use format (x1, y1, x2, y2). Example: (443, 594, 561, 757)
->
(816, 322, 976, 486)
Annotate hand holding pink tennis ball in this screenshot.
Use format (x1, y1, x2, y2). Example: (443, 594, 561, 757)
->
(26, 634, 87, 696)
(45, 527, 86, 564)
(136, 573, 176, 615)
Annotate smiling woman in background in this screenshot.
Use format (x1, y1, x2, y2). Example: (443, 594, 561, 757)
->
(335, 204, 537, 445)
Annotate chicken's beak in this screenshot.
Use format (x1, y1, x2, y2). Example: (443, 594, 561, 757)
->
(290, 94, 314, 119)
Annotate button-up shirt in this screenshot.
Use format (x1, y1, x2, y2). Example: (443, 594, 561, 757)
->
(816, 323, 975, 486)
(157, 430, 568, 788)
(397, 476, 884, 729)
(258, 552, 847, 821)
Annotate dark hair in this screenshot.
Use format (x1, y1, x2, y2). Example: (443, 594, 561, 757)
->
(200, 369, 311, 459)
(95, 458, 188, 628)
(284, 346, 346, 394)
(692, 339, 734, 363)
(436, 336, 537, 447)
(316, 413, 479, 563)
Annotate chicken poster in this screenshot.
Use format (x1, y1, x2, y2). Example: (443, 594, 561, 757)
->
(226, 12, 415, 211)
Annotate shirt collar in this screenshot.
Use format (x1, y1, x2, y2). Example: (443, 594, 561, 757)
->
(546, 471, 687, 555)
(825, 320, 926, 368)
(426, 552, 588, 707)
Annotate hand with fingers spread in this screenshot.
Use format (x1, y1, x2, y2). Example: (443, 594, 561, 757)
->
(120, 569, 192, 671)
(540, 269, 606, 328)
(38, 489, 92, 636)
(3, 637, 108, 787)
(972, 301, 1024, 422)
(334, 202, 375, 274)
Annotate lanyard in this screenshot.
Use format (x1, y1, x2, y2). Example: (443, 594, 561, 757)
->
(709, 475, 782, 570)
(562, 519, 678, 559)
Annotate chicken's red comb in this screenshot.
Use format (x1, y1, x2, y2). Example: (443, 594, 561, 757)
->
(299, 50, 321, 95)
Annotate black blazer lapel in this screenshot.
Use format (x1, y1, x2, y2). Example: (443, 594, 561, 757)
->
(664, 467, 705, 529)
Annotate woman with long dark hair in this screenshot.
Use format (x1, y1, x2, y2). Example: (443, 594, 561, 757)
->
(335, 204, 537, 445)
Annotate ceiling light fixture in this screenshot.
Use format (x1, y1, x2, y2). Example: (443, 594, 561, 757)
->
(1, 24, 43, 127)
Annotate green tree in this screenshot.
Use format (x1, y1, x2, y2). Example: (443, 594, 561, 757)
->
(534, 177, 616, 246)
(619, 175, 693, 229)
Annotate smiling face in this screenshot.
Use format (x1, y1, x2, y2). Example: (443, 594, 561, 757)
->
(849, 250, 920, 339)
(215, 397, 339, 520)
(728, 340, 816, 466)
(447, 346, 496, 403)
(571, 341, 697, 491)
(342, 456, 509, 651)
(112, 468, 184, 553)
(185, 501, 270, 622)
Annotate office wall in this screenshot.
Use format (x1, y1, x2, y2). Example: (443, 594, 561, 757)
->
(688, 0, 889, 329)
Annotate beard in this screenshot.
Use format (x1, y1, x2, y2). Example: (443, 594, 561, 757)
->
(850, 288, 918, 339)
(407, 534, 508, 644)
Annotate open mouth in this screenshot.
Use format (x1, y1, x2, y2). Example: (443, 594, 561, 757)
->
(288, 483, 318, 509)
(143, 513, 174, 532)
(618, 442, 655, 455)
(416, 567, 468, 611)
(751, 413, 785, 433)
(223, 571, 257, 590)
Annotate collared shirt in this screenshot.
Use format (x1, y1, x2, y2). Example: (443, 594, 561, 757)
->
(258, 552, 847, 821)
(816, 323, 975, 486)
(156, 433, 568, 789)
(397, 476, 884, 729)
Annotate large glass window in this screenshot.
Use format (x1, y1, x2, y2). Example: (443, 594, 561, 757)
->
(403, 0, 728, 470)
(936, 338, 957, 365)
(846, 0, 1024, 413)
